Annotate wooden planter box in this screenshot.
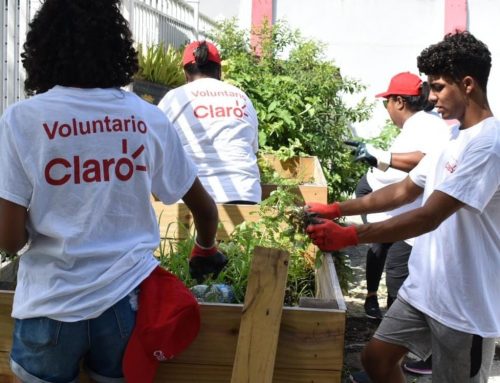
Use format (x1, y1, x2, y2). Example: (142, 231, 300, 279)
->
(131, 79, 170, 105)
(0, 254, 345, 383)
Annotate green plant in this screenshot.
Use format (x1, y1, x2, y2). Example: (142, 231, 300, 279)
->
(158, 185, 316, 305)
(1, 249, 17, 262)
(135, 44, 186, 88)
(210, 20, 372, 201)
(366, 120, 399, 150)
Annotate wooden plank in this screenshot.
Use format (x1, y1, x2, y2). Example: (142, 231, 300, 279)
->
(261, 155, 316, 182)
(231, 247, 289, 383)
(0, 291, 13, 353)
(274, 306, 345, 372)
(154, 363, 340, 382)
(261, 183, 327, 203)
(154, 201, 261, 241)
(298, 297, 339, 309)
(0, 352, 15, 383)
(315, 254, 346, 311)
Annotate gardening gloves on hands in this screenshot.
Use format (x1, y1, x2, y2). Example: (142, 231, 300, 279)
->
(344, 141, 391, 171)
(306, 218, 359, 251)
(305, 202, 342, 220)
(304, 202, 357, 251)
(189, 240, 228, 284)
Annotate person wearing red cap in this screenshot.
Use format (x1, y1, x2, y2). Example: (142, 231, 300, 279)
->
(347, 72, 451, 320)
(0, 1, 220, 383)
(306, 31, 499, 382)
(158, 40, 261, 205)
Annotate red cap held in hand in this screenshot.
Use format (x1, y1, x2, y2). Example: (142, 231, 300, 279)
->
(182, 40, 221, 66)
(123, 266, 200, 383)
(375, 72, 422, 98)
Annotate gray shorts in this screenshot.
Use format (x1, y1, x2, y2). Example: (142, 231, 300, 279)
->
(374, 296, 496, 383)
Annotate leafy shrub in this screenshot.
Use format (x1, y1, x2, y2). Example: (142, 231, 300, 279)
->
(210, 19, 372, 201)
(366, 119, 399, 150)
(158, 185, 316, 305)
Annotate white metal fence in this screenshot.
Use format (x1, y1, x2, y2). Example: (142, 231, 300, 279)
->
(0, 0, 216, 114)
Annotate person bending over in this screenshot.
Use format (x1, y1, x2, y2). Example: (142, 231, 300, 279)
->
(158, 41, 261, 204)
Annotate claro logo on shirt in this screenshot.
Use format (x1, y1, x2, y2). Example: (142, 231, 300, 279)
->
(193, 100, 248, 119)
(445, 158, 458, 173)
(42, 116, 148, 186)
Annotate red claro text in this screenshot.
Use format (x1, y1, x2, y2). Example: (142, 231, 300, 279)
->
(43, 116, 148, 185)
(42, 115, 147, 140)
(194, 100, 248, 119)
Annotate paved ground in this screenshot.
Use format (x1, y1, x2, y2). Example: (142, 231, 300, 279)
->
(341, 230, 500, 383)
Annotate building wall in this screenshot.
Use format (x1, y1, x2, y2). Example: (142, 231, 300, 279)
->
(202, 0, 500, 137)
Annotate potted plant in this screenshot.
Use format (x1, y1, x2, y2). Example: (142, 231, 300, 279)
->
(132, 43, 186, 104)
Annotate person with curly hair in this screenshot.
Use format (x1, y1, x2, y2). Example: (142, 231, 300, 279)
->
(158, 40, 261, 204)
(306, 31, 499, 383)
(0, 1, 223, 382)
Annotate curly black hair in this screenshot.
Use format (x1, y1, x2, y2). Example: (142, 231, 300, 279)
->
(417, 31, 491, 92)
(184, 42, 221, 79)
(22, 0, 138, 95)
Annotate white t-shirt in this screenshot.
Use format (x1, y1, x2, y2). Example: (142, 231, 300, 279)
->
(400, 117, 500, 337)
(158, 78, 261, 203)
(366, 111, 451, 245)
(0, 86, 197, 321)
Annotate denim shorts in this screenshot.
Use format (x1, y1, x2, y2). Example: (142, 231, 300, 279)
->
(10, 290, 138, 383)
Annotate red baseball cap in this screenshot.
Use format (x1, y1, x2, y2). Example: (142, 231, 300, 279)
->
(123, 266, 200, 383)
(375, 72, 422, 98)
(182, 40, 221, 66)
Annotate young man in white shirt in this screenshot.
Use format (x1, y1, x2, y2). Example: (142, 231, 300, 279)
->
(306, 31, 499, 383)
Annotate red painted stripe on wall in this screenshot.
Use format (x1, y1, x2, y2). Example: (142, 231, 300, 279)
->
(445, 0, 468, 34)
(251, 0, 273, 54)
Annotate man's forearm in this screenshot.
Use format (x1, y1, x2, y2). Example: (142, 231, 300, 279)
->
(353, 190, 464, 244)
(355, 208, 434, 244)
(339, 177, 423, 217)
(390, 151, 425, 172)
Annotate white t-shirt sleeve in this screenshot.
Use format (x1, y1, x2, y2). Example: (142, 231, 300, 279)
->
(436, 137, 499, 213)
(0, 115, 32, 207)
(409, 150, 434, 189)
(157, 90, 176, 121)
(151, 119, 198, 204)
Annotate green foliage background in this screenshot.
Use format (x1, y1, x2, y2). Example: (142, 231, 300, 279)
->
(211, 20, 372, 201)
(135, 44, 186, 88)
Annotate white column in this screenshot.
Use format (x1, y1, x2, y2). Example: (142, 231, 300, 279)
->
(122, 0, 135, 36)
(186, 0, 200, 41)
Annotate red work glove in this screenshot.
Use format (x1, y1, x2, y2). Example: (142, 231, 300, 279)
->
(189, 240, 228, 284)
(306, 218, 359, 251)
(305, 202, 342, 220)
